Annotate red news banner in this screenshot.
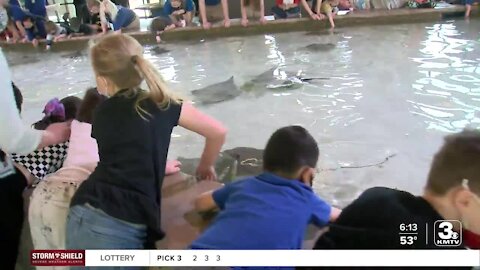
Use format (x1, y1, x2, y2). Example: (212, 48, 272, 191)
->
(31, 250, 85, 266)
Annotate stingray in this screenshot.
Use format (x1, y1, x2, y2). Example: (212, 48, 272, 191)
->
(176, 147, 264, 184)
(241, 67, 329, 93)
(191, 76, 241, 105)
(302, 43, 336, 52)
(151, 46, 170, 55)
(7, 54, 41, 66)
(61, 50, 85, 59)
(305, 30, 342, 36)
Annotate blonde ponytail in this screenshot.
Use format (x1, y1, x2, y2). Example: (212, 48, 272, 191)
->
(90, 34, 182, 120)
(131, 55, 181, 119)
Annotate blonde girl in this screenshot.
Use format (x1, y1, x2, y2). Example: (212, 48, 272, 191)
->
(65, 34, 226, 261)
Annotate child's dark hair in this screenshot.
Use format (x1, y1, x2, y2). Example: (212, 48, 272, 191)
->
(76, 88, 107, 124)
(45, 20, 57, 33)
(426, 129, 480, 195)
(150, 17, 169, 35)
(12, 82, 23, 113)
(33, 96, 82, 130)
(22, 16, 33, 23)
(263, 126, 319, 175)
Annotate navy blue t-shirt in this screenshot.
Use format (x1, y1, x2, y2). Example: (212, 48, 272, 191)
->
(191, 173, 331, 250)
(205, 0, 221, 6)
(163, 0, 194, 16)
(8, 5, 27, 22)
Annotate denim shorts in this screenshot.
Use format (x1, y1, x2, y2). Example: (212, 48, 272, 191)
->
(271, 5, 301, 19)
(66, 204, 147, 270)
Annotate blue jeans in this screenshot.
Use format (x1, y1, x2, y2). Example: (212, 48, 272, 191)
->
(271, 6, 301, 19)
(66, 204, 147, 270)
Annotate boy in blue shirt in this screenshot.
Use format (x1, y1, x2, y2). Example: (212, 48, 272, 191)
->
(191, 125, 341, 250)
(163, 0, 195, 27)
(149, 0, 195, 42)
(198, 0, 229, 29)
(6, 5, 44, 46)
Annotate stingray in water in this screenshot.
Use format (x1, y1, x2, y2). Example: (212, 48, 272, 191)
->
(61, 50, 86, 59)
(190, 76, 241, 105)
(241, 67, 329, 93)
(151, 46, 170, 55)
(305, 30, 342, 36)
(302, 43, 336, 52)
(176, 147, 264, 185)
(7, 54, 41, 66)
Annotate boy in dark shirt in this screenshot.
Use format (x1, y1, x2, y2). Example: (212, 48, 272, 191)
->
(22, 16, 45, 47)
(313, 129, 480, 250)
(191, 125, 341, 250)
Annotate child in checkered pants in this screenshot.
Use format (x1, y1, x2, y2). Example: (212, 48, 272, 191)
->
(11, 96, 82, 185)
(28, 88, 183, 254)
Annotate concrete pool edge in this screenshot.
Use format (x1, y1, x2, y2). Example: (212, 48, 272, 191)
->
(0, 5, 469, 53)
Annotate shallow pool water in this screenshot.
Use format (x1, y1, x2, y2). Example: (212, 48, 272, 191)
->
(6, 19, 480, 207)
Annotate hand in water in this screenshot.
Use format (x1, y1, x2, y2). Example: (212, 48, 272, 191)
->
(196, 165, 217, 181)
(45, 121, 71, 145)
(165, 160, 181, 175)
(202, 21, 211, 30)
(241, 18, 249, 27)
(223, 19, 231, 28)
(32, 39, 39, 47)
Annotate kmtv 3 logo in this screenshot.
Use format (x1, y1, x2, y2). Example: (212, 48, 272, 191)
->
(434, 220, 462, 247)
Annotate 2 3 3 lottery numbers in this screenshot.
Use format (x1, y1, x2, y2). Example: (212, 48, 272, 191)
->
(193, 255, 221, 262)
(156, 254, 221, 262)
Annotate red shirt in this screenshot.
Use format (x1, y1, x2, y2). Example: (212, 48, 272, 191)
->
(464, 230, 480, 249)
(276, 0, 300, 5)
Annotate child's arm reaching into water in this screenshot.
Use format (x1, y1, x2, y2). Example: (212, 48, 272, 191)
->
(240, 0, 249, 27)
(330, 206, 342, 222)
(301, 0, 320, 20)
(178, 102, 227, 181)
(195, 182, 231, 213)
(310, 194, 342, 227)
(195, 190, 218, 213)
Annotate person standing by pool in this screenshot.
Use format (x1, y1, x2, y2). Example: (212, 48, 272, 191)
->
(65, 34, 227, 256)
(0, 53, 70, 270)
(240, 0, 266, 27)
(87, 0, 139, 34)
(272, 0, 320, 20)
(198, 0, 229, 29)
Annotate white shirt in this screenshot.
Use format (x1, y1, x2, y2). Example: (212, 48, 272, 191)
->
(0, 48, 42, 155)
(100, 0, 119, 24)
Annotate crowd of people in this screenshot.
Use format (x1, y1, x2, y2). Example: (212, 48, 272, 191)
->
(0, 29, 479, 270)
(0, 0, 462, 49)
(0, 0, 141, 47)
(0, 0, 479, 269)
